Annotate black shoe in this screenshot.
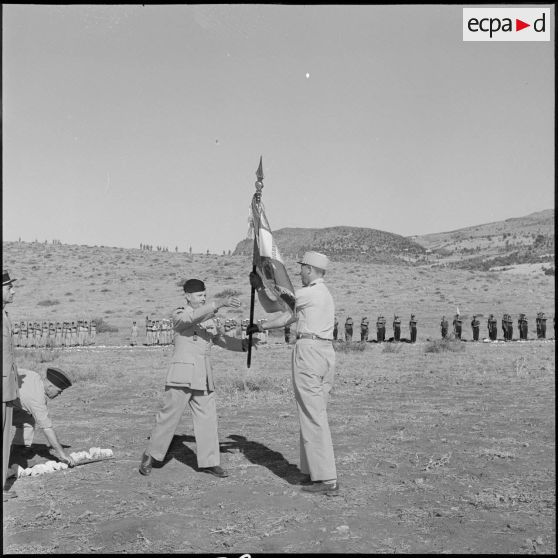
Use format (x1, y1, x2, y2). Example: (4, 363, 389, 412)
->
(199, 465, 228, 478)
(301, 481, 339, 496)
(139, 452, 153, 476)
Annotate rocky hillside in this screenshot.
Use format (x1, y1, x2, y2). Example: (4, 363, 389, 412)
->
(412, 209, 555, 272)
(233, 226, 426, 265)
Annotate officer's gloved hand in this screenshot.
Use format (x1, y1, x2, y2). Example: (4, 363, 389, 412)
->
(249, 272, 264, 290)
(246, 323, 262, 336)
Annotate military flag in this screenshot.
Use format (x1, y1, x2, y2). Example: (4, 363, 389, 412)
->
(248, 159, 296, 315)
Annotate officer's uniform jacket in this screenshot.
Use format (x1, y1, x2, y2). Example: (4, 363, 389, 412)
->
(3, 308, 20, 402)
(166, 304, 245, 391)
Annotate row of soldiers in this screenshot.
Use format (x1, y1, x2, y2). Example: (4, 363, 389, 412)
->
(336, 315, 418, 343)
(136, 317, 270, 346)
(446, 312, 550, 341)
(334, 312, 552, 343)
(11, 320, 97, 347)
(136, 318, 175, 346)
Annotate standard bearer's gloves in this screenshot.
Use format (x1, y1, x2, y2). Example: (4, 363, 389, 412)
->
(246, 323, 262, 336)
(249, 272, 264, 290)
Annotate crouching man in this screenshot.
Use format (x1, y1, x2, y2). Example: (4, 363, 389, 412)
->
(11, 367, 76, 467)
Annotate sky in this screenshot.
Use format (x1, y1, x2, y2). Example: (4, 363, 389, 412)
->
(2, 4, 555, 253)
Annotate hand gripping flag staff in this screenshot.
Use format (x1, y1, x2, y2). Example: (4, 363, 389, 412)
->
(247, 157, 296, 367)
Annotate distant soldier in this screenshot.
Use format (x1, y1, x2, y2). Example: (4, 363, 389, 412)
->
(518, 314, 528, 340)
(440, 316, 448, 339)
(54, 322, 62, 347)
(145, 315, 149, 337)
(453, 314, 462, 340)
(344, 316, 353, 342)
(20, 321, 28, 348)
(241, 319, 248, 340)
(333, 316, 339, 341)
(504, 314, 513, 341)
(49, 322, 56, 346)
(502, 314, 508, 341)
(83, 321, 90, 345)
(487, 314, 497, 341)
(90, 320, 97, 345)
(70, 321, 78, 346)
(284, 324, 291, 343)
(131, 321, 139, 346)
(393, 315, 401, 342)
(41, 321, 49, 348)
(409, 314, 417, 343)
(536, 312, 546, 339)
(229, 319, 237, 339)
(471, 315, 480, 341)
(257, 319, 266, 342)
(376, 315, 386, 342)
(360, 317, 369, 341)
(13, 320, 20, 347)
(77, 320, 84, 346)
(34, 322, 41, 347)
(146, 320, 153, 346)
(154, 320, 161, 345)
(160, 320, 168, 345)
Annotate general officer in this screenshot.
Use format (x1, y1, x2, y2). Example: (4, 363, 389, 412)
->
(440, 316, 448, 339)
(11, 367, 76, 467)
(409, 314, 417, 343)
(248, 251, 339, 496)
(471, 315, 480, 341)
(393, 315, 401, 342)
(3, 271, 20, 501)
(139, 279, 256, 478)
(344, 316, 353, 342)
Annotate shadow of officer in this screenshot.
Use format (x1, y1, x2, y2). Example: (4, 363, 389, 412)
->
(221, 434, 305, 485)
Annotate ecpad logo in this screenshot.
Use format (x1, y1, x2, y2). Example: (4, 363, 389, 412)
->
(463, 8, 550, 41)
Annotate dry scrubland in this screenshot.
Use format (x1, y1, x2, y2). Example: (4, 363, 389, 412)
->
(2, 241, 554, 343)
(3, 341, 555, 553)
(2, 241, 555, 553)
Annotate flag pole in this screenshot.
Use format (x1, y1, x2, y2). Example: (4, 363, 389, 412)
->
(247, 156, 264, 368)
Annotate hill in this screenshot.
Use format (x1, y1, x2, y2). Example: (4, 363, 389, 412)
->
(233, 226, 426, 265)
(411, 209, 555, 272)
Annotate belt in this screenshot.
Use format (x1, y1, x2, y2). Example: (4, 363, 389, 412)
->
(296, 333, 332, 342)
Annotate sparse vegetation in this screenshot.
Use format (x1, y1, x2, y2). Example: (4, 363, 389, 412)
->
(215, 288, 242, 298)
(37, 299, 60, 306)
(93, 317, 119, 333)
(425, 338, 466, 353)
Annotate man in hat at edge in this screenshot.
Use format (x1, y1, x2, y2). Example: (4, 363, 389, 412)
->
(139, 279, 258, 478)
(11, 367, 76, 468)
(247, 251, 339, 496)
(3, 271, 20, 500)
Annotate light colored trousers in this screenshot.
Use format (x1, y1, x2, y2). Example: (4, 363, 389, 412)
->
(147, 386, 220, 468)
(292, 339, 337, 481)
(3, 403, 13, 490)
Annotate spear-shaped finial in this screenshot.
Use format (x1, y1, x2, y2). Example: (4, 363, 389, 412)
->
(255, 156, 264, 201)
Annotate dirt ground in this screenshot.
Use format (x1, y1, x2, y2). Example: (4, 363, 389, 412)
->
(3, 338, 555, 554)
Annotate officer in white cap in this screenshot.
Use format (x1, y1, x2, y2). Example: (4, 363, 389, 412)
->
(248, 251, 339, 496)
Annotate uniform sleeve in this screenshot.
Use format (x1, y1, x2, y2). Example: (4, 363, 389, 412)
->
(294, 287, 312, 311)
(172, 304, 218, 331)
(256, 287, 285, 313)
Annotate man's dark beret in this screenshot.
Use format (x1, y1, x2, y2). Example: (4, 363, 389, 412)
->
(183, 279, 206, 293)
